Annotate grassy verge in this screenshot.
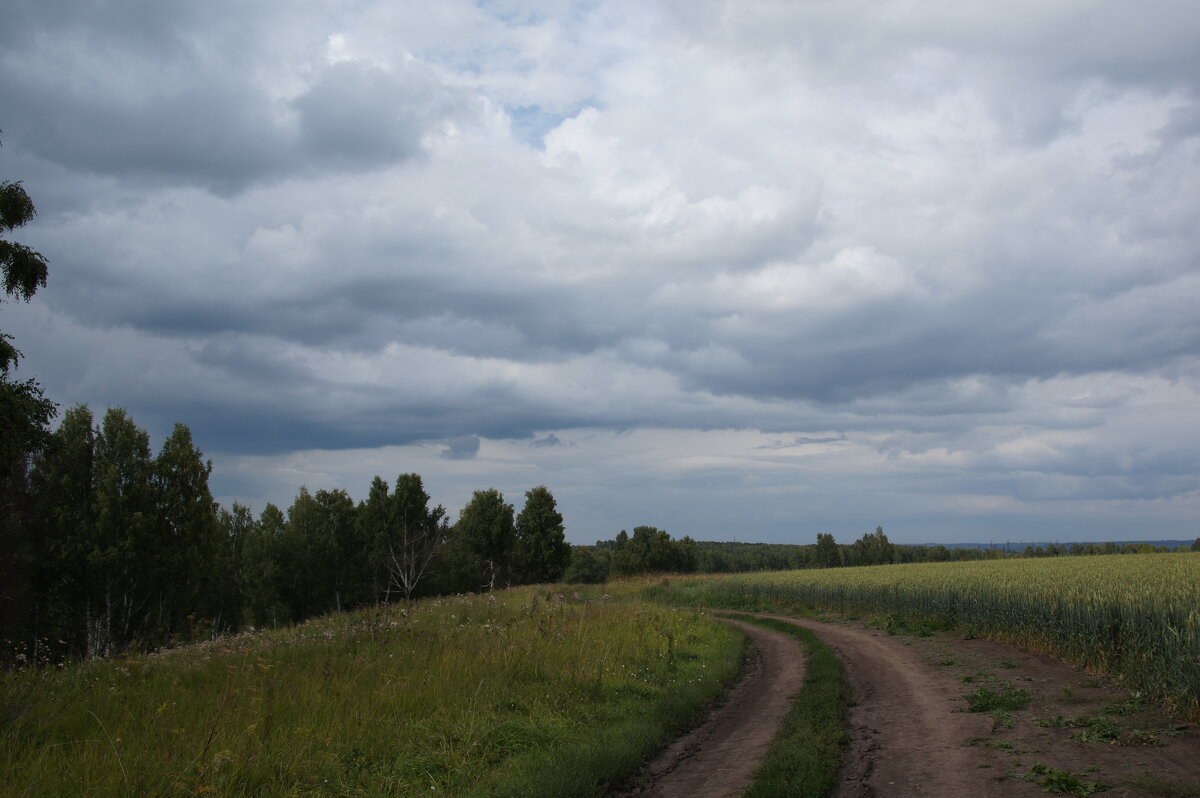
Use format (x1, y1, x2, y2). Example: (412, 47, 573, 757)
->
(729, 614, 851, 798)
(1, 588, 744, 797)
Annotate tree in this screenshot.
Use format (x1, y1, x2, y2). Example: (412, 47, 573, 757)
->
(385, 473, 449, 601)
(813, 533, 840, 568)
(28, 405, 97, 655)
(454, 488, 515, 591)
(1, 152, 49, 372)
(153, 423, 225, 639)
(608, 529, 640, 576)
(606, 526, 695, 575)
(358, 476, 394, 600)
(0, 136, 55, 471)
(0, 148, 56, 652)
(89, 408, 156, 655)
(236, 503, 288, 627)
(851, 526, 894, 566)
(278, 486, 360, 617)
(563, 546, 608, 584)
(514, 485, 569, 584)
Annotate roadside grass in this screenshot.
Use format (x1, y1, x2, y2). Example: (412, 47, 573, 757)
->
(726, 614, 851, 798)
(1, 588, 744, 797)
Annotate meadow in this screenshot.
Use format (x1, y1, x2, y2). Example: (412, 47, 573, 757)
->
(645, 553, 1200, 718)
(1, 589, 742, 797)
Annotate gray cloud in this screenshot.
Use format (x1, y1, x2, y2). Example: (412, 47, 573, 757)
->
(440, 435, 481, 460)
(530, 433, 570, 448)
(4, 0, 1199, 542)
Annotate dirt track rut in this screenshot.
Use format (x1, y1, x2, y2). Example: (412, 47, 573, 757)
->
(613, 619, 807, 798)
(759, 614, 1003, 798)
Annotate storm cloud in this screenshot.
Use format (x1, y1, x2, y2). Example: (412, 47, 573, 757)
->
(3, 0, 1198, 543)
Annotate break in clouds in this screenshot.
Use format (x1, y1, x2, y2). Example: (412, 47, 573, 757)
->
(2, 0, 1199, 542)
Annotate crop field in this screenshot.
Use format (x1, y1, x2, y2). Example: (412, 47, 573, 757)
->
(0, 589, 741, 797)
(646, 553, 1200, 718)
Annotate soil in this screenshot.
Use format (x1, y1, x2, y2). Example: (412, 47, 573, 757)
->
(616, 612, 1200, 798)
(612, 619, 808, 798)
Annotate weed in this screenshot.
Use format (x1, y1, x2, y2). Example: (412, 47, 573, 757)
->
(965, 683, 1031, 713)
(991, 709, 1016, 730)
(1023, 764, 1108, 796)
(1070, 718, 1122, 743)
(1101, 698, 1151, 716)
(1035, 715, 1090, 729)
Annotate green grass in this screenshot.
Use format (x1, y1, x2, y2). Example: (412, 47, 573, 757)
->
(730, 615, 851, 798)
(964, 683, 1031, 713)
(1022, 764, 1108, 796)
(1, 588, 744, 797)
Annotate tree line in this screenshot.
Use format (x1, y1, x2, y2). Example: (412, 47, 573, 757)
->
(1, 402, 570, 663)
(559, 527, 1200, 584)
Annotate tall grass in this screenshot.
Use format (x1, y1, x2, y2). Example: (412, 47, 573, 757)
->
(645, 553, 1200, 718)
(1, 588, 743, 797)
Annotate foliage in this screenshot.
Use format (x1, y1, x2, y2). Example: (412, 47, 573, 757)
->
(383, 473, 450, 600)
(514, 485, 570, 584)
(813, 532, 841, 568)
(847, 526, 894, 566)
(454, 488, 517, 590)
(0, 175, 49, 373)
(0, 156, 57, 652)
(606, 526, 697, 576)
(563, 546, 609, 584)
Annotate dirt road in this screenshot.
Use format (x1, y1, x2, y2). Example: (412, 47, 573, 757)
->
(614, 619, 807, 798)
(617, 612, 1200, 798)
(759, 614, 1003, 798)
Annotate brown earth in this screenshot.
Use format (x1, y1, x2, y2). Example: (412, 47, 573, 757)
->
(617, 612, 1200, 798)
(612, 619, 808, 798)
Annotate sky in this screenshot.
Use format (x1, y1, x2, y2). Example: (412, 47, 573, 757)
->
(2, 0, 1199, 545)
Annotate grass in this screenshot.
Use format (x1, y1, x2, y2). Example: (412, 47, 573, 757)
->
(964, 683, 1032, 713)
(730, 615, 851, 798)
(1022, 763, 1108, 796)
(1, 588, 744, 797)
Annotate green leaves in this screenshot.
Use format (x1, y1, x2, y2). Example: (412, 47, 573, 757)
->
(514, 485, 569, 585)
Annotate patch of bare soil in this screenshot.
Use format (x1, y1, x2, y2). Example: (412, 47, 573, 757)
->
(765, 613, 1200, 798)
(612, 619, 807, 798)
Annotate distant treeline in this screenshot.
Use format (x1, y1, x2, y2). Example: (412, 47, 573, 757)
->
(562, 527, 1200, 583)
(1, 405, 570, 664)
